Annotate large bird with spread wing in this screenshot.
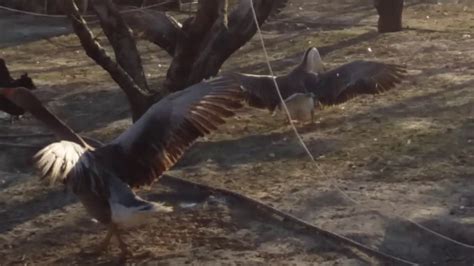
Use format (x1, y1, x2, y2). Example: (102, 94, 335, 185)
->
(0, 76, 265, 256)
(0, 47, 406, 257)
(234, 47, 406, 122)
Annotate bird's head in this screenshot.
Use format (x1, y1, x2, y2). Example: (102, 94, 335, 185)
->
(300, 47, 324, 73)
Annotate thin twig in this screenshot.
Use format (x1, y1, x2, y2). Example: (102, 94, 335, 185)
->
(159, 174, 417, 265)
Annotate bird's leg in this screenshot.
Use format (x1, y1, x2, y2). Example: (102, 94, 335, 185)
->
(94, 225, 114, 253)
(114, 228, 131, 257)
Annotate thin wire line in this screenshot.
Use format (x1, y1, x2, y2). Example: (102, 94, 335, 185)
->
(249, 1, 314, 162)
(248, 0, 474, 250)
(248, 0, 356, 204)
(0, 1, 176, 19)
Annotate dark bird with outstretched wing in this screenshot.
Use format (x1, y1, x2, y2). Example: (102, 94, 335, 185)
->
(234, 47, 406, 120)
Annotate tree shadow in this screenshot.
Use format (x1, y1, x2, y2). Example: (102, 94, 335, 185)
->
(178, 75, 474, 170)
(0, 188, 76, 234)
(56, 89, 131, 133)
(176, 132, 338, 170)
(19, 61, 98, 76)
(379, 213, 474, 264)
(0, 11, 71, 48)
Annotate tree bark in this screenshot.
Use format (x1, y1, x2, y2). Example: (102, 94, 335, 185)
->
(122, 10, 182, 56)
(64, 0, 151, 121)
(374, 0, 404, 33)
(91, 0, 150, 93)
(65, 0, 287, 120)
(164, 0, 287, 92)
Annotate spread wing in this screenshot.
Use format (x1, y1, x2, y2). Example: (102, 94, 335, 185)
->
(232, 73, 308, 111)
(313, 60, 406, 105)
(107, 76, 245, 187)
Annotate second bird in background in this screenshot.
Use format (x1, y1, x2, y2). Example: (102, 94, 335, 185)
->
(233, 46, 406, 125)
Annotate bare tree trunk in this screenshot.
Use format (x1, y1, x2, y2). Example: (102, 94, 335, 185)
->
(164, 0, 286, 92)
(91, 0, 150, 93)
(163, 0, 221, 92)
(78, 0, 88, 14)
(65, 0, 287, 120)
(374, 0, 404, 33)
(64, 0, 151, 121)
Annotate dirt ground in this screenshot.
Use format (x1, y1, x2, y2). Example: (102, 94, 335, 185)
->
(1, 0, 474, 265)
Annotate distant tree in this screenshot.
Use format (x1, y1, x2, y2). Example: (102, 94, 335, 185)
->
(374, 0, 404, 33)
(64, 0, 287, 121)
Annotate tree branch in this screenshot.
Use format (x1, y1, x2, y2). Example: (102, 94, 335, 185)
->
(188, 0, 287, 84)
(164, 0, 288, 92)
(162, 0, 221, 92)
(91, 0, 150, 92)
(122, 9, 182, 56)
(65, 0, 150, 121)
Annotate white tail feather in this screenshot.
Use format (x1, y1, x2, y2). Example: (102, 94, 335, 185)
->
(33, 141, 86, 185)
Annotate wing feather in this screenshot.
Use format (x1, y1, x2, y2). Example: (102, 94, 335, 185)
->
(33, 141, 87, 185)
(314, 60, 406, 105)
(232, 73, 307, 111)
(109, 76, 245, 187)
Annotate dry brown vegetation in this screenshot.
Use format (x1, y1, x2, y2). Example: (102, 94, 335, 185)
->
(0, 0, 473, 264)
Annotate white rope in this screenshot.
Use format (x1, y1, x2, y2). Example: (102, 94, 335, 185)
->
(249, 0, 359, 205)
(248, 0, 474, 250)
(249, 0, 314, 162)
